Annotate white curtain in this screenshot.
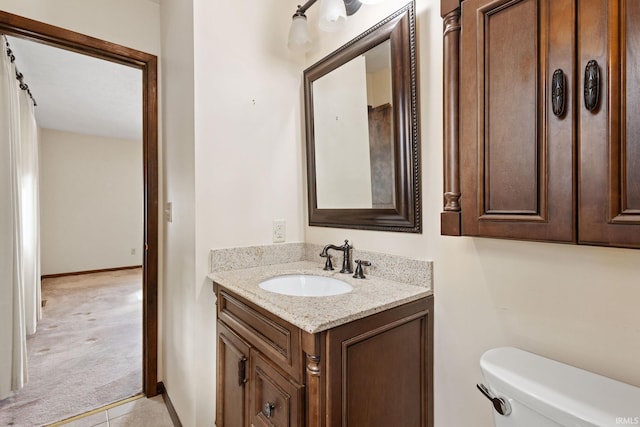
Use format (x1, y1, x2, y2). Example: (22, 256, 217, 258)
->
(0, 35, 41, 400)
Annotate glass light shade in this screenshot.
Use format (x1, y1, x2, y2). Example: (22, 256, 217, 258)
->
(359, 0, 385, 4)
(288, 15, 312, 53)
(318, 0, 347, 32)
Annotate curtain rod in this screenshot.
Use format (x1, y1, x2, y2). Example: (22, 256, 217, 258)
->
(3, 37, 37, 107)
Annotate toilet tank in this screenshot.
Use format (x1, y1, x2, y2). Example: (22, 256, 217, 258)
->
(479, 347, 640, 427)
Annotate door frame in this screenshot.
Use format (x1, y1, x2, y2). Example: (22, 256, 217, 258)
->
(0, 11, 159, 396)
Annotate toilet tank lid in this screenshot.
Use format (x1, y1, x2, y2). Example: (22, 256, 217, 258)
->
(480, 347, 640, 426)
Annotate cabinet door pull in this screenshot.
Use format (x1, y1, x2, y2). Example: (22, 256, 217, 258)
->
(237, 356, 247, 385)
(584, 60, 600, 111)
(264, 402, 275, 418)
(552, 69, 565, 117)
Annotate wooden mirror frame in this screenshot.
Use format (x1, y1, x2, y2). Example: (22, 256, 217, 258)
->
(304, 2, 420, 233)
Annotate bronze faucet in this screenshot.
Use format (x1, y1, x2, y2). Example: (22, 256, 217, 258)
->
(320, 240, 353, 274)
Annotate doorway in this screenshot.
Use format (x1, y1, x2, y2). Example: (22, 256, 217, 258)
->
(0, 11, 159, 399)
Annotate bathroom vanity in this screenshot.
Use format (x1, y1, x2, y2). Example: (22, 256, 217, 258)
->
(211, 261, 433, 427)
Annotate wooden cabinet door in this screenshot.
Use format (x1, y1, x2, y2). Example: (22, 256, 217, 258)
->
(325, 298, 432, 427)
(249, 350, 304, 427)
(460, 0, 576, 241)
(217, 321, 250, 427)
(578, 0, 640, 247)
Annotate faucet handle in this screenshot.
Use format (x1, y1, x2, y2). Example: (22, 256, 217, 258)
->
(353, 260, 371, 279)
(320, 253, 334, 271)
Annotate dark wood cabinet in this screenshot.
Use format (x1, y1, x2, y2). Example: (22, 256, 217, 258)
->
(441, 0, 640, 248)
(322, 299, 431, 426)
(214, 286, 433, 427)
(216, 321, 250, 427)
(249, 350, 304, 427)
(577, 0, 640, 247)
(458, 0, 575, 242)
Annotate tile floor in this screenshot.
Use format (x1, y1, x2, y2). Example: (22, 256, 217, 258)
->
(51, 395, 175, 427)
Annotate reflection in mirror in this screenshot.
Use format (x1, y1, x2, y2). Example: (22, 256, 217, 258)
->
(313, 40, 394, 209)
(304, 2, 420, 232)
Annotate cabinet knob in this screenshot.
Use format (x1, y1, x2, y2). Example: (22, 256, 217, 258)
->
(264, 402, 275, 418)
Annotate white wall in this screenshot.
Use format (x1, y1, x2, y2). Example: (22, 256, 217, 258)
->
(159, 0, 196, 424)
(157, 0, 307, 424)
(0, 0, 160, 56)
(39, 129, 143, 275)
(193, 1, 306, 251)
(304, 1, 640, 427)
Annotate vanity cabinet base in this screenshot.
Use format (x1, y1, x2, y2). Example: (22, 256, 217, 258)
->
(215, 286, 433, 427)
(318, 297, 433, 427)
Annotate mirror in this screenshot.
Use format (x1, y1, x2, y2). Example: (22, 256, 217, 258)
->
(304, 2, 420, 232)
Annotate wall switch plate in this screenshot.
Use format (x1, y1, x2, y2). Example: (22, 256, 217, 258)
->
(165, 202, 173, 223)
(131, 248, 136, 255)
(272, 220, 286, 243)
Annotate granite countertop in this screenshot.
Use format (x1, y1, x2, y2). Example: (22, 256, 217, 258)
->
(208, 260, 432, 334)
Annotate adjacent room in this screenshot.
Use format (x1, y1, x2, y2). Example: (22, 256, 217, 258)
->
(0, 35, 147, 425)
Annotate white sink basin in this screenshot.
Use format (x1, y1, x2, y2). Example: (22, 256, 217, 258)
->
(258, 274, 352, 297)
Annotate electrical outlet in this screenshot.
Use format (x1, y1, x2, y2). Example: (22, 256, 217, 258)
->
(131, 248, 136, 255)
(272, 220, 286, 243)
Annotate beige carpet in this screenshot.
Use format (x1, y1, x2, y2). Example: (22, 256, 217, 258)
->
(0, 268, 142, 426)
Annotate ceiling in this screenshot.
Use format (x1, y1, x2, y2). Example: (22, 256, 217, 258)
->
(6, 35, 142, 141)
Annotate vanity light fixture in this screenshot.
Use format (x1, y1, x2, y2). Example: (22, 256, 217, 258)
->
(317, 0, 348, 32)
(287, 0, 386, 53)
(288, 9, 312, 53)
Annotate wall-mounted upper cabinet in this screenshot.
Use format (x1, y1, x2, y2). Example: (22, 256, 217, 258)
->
(440, 0, 640, 248)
